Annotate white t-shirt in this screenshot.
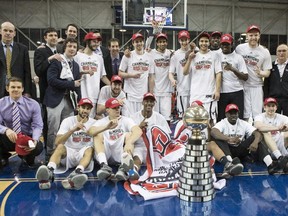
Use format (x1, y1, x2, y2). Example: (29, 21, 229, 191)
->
(92, 116, 137, 145)
(235, 43, 272, 87)
(169, 49, 191, 96)
(188, 50, 222, 103)
(57, 116, 97, 150)
(213, 118, 256, 141)
(74, 52, 106, 102)
(150, 49, 173, 96)
(119, 50, 154, 102)
(220, 51, 248, 93)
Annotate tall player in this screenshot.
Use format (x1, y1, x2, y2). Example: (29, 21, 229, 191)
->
(235, 25, 272, 121)
(118, 33, 154, 114)
(183, 32, 222, 125)
(149, 33, 173, 123)
(74, 32, 110, 118)
(168, 30, 191, 118)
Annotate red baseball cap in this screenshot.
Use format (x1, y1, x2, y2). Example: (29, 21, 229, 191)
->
(191, 100, 203, 107)
(225, 104, 239, 113)
(84, 32, 102, 41)
(16, 133, 33, 156)
(78, 98, 93, 107)
(132, 33, 144, 41)
(220, 34, 233, 44)
(199, 32, 210, 39)
(264, 97, 278, 106)
(111, 75, 123, 83)
(178, 30, 190, 39)
(105, 98, 122, 108)
(211, 31, 222, 37)
(143, 92, 156, 101)
(246, 25, 260, 33)
(156, 33, 168, 41)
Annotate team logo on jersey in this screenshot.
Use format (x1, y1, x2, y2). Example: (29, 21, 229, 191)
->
(179, 58, 187, 67)
(154, 58, 170, 68)
(109, 128, 124, 140)
(242, 55, 259, 67)
(81, 62, 98, 72)
(132, 62, 149, 71)
(72, 132, 92, 143)
(195, 60, 212, 70)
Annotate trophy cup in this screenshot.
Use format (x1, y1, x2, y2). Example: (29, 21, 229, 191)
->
(177, 106, 215, 202)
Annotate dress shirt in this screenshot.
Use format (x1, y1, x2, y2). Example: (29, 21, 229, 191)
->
(0, 96, 43, 141)
(2, 41, 14, 56)
(275, 59, 288, 78)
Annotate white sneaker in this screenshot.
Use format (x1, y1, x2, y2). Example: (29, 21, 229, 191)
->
(61, 171, 88, 190)
(35, 165, 54, 190)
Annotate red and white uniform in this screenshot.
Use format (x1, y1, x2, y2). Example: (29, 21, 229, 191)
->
(220, 51, 248, 93)
(54, 116, 96, 174)
(92, 116, 137, 163)
(254, 113, 288, 156)
(169, 49, 191, 116)
(74, 52, 106, 116)
(150, 49, 173, 120)
(119, 51, 154, 113)
(97, 86, 129, 116)
(236, 44, 272, 119)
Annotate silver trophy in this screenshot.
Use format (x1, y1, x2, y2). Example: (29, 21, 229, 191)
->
(178, 106, 215, 202)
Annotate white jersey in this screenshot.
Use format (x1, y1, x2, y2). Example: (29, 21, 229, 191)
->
(255, 113, 288, 155)
(57, 116, 97, 150)
(132, 111, 171, 134)
(188, 50, 222, 103)
(150, 49, 173, 96)
(220, 51, 248, 93)
(74, 52, 106, 102)
(213, 118, 256, 141)
(119, 50, 154, 102)
(169, 49, 191, 96)
(235, 43, 272, 87)
(92, 116, 137, 145)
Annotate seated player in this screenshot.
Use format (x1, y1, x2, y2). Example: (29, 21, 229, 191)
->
(36, 98, 96, 190)
(89, 98, 142, 181)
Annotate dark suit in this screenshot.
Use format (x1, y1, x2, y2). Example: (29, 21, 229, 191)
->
(100, 46, 112, 88)
(43, 60, 81, 108)
(0, 42, 32, 98)
(33, 45, 54, 103)
(264, 61, 288, 115)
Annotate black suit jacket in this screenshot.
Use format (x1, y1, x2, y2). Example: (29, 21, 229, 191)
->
(34, 45, 54, 103)
(100, 46, 112, 88)
(43, 60, 81, 108)
(0, 42, 32, 98)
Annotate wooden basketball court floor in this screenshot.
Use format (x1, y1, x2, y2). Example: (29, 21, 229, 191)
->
(0, 151, 287, 216)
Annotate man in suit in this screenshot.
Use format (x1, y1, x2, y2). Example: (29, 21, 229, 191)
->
(43, 37, 82, 159)
(0, 21, 32, 98)
(108, 38, 124, 77)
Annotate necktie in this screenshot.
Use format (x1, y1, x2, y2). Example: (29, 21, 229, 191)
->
(68, 61, 73, 71)
(12, 102, 21, 134)
(113, 58, 118, 75)
(6, 45, 12, 78)
(53, 50, 57, 54)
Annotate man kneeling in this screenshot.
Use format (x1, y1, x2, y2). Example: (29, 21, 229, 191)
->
(36, 98, 96, 190)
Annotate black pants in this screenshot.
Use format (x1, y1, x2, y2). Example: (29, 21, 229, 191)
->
(0, 134, 43, 165)
(275, 98, 288, 116)
(215, 135, 269, 162)
(218, 90, 244, 122)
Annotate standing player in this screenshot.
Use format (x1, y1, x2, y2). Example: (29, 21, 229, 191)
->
(183, 32, 222, 125)
(89, 98, 142, 181)
(36, 98, 96, 190)
(210, 31, 222, 53)
(217, 34, 248, 121)
(74, 32, 110, 118)
(235, 25, 272, 121)
(168, 30, 191, 118)
(254, 98, 288, 168)
(118, 33, 154, 114)
(149, 33, 173, 123)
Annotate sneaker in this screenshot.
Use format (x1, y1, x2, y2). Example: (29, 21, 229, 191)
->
(36, 165, 54, 190)
(61, 171, 88, 190)
(221, 161, 244, 179)
(120, 153, 139, 180)
(268, 156, 288, 174)
(268, 160, 281, 175)
(278, 156, 288, 173)
(97, 164, 113, 180)
(115, 166, 129, 181)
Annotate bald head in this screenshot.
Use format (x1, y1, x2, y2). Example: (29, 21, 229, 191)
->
(0, 22, 16, 44)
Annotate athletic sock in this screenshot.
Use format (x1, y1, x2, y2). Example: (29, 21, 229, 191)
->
(263, 155, 273, 167)
(272, 150, 281, 159)
(219, 156, 229, 166)
(97, 152, 107, 165)
(47, 162, 56, 171)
